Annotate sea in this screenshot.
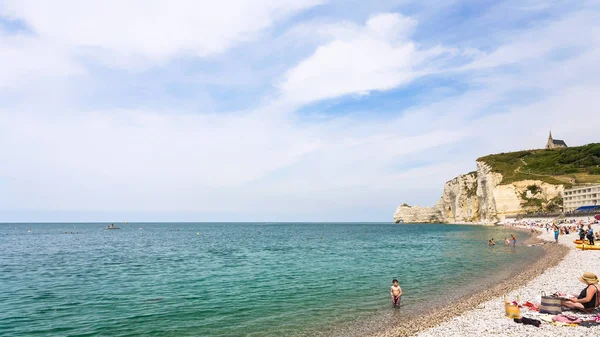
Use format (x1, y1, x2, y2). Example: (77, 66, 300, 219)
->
(0, 222, 543, 337)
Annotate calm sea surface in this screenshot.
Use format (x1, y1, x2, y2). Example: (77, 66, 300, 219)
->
(0, 223, 542, 336)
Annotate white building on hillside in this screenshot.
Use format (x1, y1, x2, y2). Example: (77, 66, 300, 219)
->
(563, 184, 600, 212)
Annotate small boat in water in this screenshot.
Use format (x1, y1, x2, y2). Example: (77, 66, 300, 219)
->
(106, 224, 120, 230)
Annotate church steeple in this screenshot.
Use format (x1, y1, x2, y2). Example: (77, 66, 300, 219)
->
(546, 131, 567, 149)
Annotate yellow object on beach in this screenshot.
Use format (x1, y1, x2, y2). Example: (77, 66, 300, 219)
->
(575, 244, 600, 250)
(551, 322, 579, 327)
(504, 303, 521, 319)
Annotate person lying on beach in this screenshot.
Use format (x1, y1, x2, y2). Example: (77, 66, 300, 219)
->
(562, 272, 600, 313)
(390, 279, 402, 308)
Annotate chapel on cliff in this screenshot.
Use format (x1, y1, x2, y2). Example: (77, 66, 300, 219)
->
(546, 131, 567, 149)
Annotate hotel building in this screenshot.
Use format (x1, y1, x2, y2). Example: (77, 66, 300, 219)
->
(563, 184, 600, 212)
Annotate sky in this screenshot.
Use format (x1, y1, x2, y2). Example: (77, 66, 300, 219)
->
(1, 0, 599, 222)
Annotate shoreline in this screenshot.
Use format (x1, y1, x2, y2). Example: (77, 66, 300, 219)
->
(365, 228, 568, 337)
(412, 223, 600, 336)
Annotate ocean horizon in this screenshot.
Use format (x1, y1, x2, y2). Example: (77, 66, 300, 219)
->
(1, 222, 542, 336)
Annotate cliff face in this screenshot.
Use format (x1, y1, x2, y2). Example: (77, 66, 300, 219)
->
(394, 161, 565, 224)
(441, 171, 479, 222)
(393, 204, 443, 223)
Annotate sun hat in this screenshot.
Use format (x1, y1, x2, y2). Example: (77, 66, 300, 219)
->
(579, 272, 599, 285)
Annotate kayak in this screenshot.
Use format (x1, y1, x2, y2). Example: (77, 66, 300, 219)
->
(575, 244, 600, 250)
(574, 240, 589, 244)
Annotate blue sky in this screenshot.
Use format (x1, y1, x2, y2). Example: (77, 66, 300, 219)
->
(1, 0, 599, 222)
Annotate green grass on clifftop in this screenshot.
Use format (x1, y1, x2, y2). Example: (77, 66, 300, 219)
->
(477, 143, 600, 186)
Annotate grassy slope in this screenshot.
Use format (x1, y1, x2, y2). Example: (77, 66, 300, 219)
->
(477, 143, 600, 187)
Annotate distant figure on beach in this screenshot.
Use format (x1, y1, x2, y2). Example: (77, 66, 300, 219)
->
(504, 237, 510, 246)
(511, 234, 517, 247)
(554, 226, 560, 243)
(587, 224, 595, 246)
(390, 279, 402, 308)
(579, 225, 586, 241)
(562, 272, 600, 312)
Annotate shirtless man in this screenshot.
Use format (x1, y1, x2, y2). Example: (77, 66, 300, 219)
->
(390, 279, 403, 308)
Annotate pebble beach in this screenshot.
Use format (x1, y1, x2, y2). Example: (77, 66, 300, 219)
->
(415, 226, 600, 337)
(367, 222, 600, 337)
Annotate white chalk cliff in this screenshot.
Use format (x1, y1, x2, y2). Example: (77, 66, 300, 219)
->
(394, 161, 564, 224)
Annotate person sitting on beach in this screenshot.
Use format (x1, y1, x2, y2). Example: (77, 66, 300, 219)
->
(390, 279, 402, 308)
(562, 272, 600, 313)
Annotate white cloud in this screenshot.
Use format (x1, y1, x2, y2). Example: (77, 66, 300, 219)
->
(1, 0, 323, 69)
(278, 13, 432, 105)
(0, 31, 82, 88)
(0, 106, 463, 214)
(460, 10, 599, 71)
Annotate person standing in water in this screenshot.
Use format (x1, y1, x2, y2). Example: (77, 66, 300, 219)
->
(511, 234, 517, 247)
(390, 279, 403, 308)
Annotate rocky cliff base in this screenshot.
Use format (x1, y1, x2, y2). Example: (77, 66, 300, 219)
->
(394, 161, 564, 224)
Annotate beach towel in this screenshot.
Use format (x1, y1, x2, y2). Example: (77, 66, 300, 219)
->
(536, 314, 555, 323)
(552, 314, 582, 324)
(523, 301, 539, 311)
(551, 322, 579, 327)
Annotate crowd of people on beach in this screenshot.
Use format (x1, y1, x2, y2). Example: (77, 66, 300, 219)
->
(500, 217, 600, 244)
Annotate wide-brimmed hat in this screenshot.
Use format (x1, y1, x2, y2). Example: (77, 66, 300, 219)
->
(579, 272, 599, 285)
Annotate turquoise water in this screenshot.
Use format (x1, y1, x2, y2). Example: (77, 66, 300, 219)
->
(0, 223, 542, 336)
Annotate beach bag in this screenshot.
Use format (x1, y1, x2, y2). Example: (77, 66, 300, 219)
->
(504, 295, 521, 319)
(540, 292, 562, 315)
(505, 303, 521, 319)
